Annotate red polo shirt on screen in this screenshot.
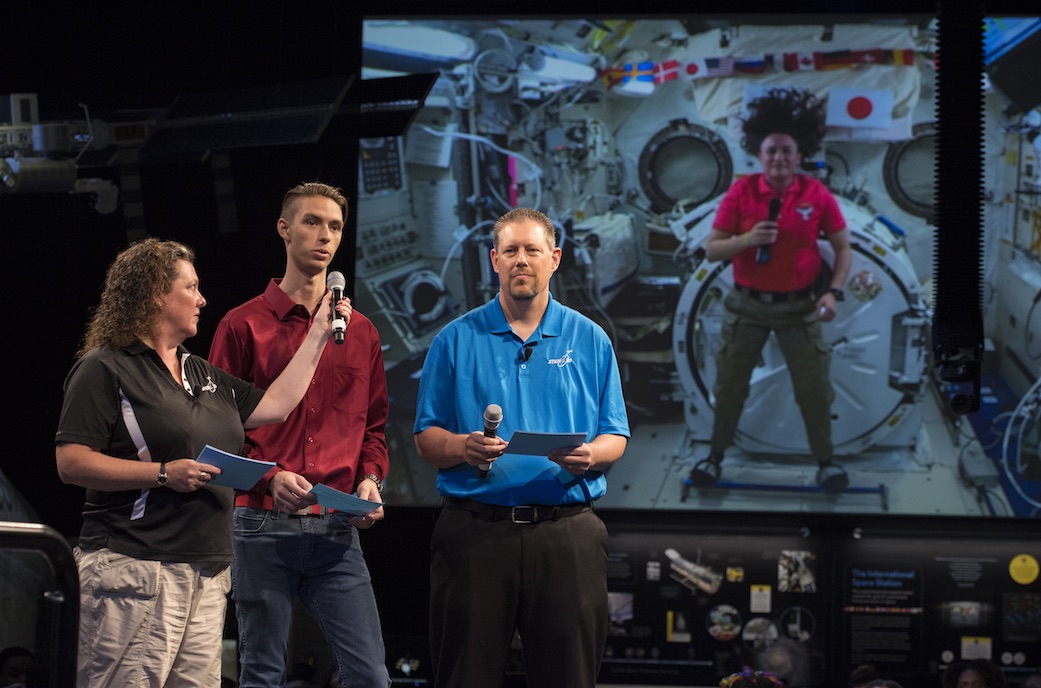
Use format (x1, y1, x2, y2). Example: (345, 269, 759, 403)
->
(713, 173, 846, 293)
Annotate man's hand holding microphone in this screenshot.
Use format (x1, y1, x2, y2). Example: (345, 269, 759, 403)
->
(464, 404, 507, 477)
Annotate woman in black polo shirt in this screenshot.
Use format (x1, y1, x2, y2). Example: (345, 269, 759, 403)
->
(55, 238, 337, 688)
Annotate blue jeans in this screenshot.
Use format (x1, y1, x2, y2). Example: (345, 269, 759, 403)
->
(232, 507, 390, 688)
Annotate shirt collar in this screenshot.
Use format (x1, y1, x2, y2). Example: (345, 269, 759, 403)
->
(264, 278, 313, 321)
(124, 340, 190, 358)
(483, 292, 563, 339)
(125, 340, 151, 355)
(756, 173, 805, 197)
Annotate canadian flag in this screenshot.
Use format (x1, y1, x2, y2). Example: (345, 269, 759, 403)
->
(783, 52, 816, 71)
(826, 87, 894, 129)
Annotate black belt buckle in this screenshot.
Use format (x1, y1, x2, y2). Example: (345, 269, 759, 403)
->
(511, 506, 537, 524)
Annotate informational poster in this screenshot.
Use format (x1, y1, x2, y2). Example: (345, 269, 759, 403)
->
(598, 521, 1040, 687)
(841, 560, 924, 671)
(838, 538, 1041, 685)
(601, 528, 831, 687)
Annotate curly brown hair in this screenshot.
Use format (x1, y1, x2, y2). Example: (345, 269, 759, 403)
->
(78, 238, 196, 357)
(740, 87, 827, 159)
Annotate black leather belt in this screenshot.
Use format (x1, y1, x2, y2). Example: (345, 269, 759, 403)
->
(734, 284, 814, 303)
(443, 496, 592, 524)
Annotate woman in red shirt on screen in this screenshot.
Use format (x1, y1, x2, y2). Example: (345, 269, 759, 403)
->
(689, 87, 853, 493)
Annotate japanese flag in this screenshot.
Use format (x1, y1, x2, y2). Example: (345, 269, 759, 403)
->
(826, 88, 894, 129)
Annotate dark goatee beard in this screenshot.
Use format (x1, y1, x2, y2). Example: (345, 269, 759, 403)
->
(507, 285, 538, 301)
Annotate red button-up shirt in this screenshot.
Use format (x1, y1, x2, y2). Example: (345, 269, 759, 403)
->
(209, 279, 389, 505)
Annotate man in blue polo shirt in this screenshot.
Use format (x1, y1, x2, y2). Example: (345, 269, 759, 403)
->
(413, 207, 630, 688)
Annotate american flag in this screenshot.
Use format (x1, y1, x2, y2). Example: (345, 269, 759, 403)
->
(704, 56, 735, 77)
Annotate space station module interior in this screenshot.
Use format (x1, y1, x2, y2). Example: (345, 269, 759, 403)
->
(3, 15, 1036, 517)
(353, 15, 1041, 516)
(5, 14, 1041, 685)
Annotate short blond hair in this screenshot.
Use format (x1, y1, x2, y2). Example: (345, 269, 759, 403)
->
(491, 208, 556, 250)
(281, 181, 349, 223)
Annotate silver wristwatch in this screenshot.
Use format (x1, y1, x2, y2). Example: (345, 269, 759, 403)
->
(362, 473, 384, 495)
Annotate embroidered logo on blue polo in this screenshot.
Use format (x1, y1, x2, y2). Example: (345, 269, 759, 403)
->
(548, 349, 574, 368)
(200, 375, 217, 394)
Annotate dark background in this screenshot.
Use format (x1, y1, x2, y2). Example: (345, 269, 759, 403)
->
(4, 0, 1035, 543)
(4, 2, 1040, 686)
(4, 1, 368, 536)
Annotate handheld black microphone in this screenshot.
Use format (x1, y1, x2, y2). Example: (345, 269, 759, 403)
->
(327, 271, 347, 345)
(756, 198, 782, 265)
(480, 404, 503, 478)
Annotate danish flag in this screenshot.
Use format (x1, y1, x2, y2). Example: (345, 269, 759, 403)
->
(654, 59, 680, 83)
